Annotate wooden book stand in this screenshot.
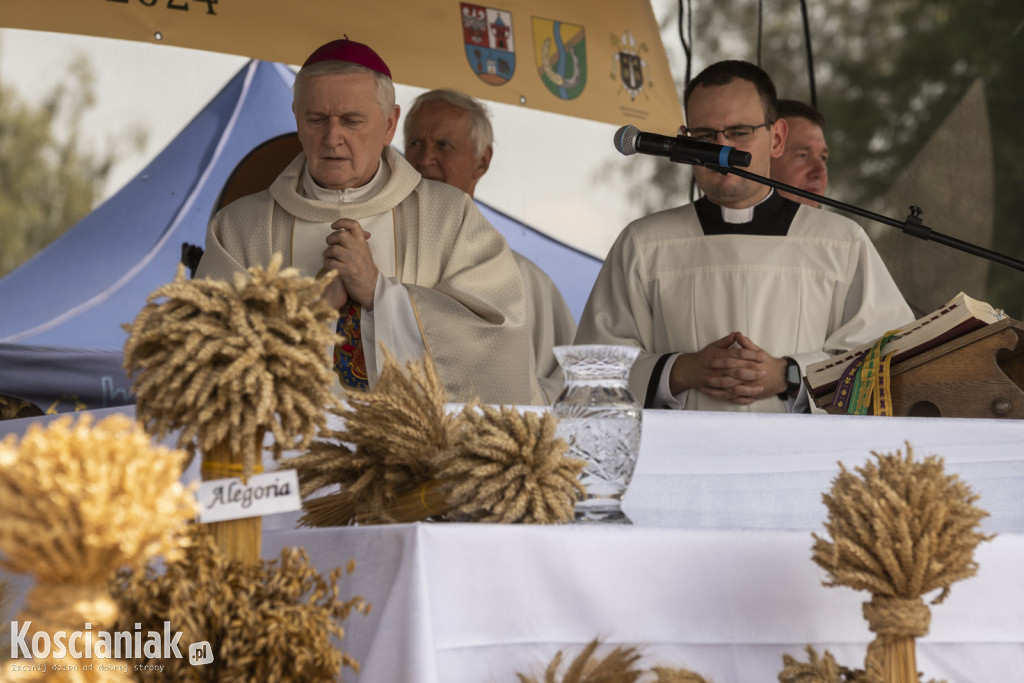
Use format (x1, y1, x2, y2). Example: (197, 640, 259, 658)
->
(813, 318, 1024, 418)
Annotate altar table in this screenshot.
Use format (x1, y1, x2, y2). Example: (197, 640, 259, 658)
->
(259, 410, 1024, 682)
(2, 408, 1022, 682)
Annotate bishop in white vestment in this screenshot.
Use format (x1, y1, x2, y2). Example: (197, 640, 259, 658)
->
(196, 38, 540, 406)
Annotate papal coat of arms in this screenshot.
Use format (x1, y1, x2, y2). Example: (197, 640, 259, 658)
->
(462, 3, 516, 86)
(610, 29, 650, 101)
(531, 17, 586, 101)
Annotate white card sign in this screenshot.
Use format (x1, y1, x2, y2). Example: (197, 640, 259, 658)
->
(197, 469, 302, 523)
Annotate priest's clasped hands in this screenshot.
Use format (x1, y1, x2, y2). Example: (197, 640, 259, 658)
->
(669, 331, 789, 405)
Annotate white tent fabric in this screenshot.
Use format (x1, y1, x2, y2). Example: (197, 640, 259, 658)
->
(0, 59, 600, 413)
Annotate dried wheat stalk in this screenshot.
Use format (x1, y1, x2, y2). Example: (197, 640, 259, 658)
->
(0, 414, 196, 585)
(516, 638, 644, 683)
(778, 646, 846, 683)
(443, 403, 584, 524)
(123, 254, 342, 479)
(110, 525, 368, 683)
(651, 668, 713, 683)
(810, 443, 985, 683)
(289, 352, 584, 526)
(290, 350, 457, 526)
(0, 414, 197, 681)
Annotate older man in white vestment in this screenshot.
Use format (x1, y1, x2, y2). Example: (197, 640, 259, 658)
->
(196, 39, 540, 405)
(576, 60, 913, 412)
(402, 88, 577, 404)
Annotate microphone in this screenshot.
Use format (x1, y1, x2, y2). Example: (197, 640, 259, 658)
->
(613, 124, 752, 168)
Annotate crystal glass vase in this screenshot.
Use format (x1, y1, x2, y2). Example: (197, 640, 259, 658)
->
(551, 344, 642, 523)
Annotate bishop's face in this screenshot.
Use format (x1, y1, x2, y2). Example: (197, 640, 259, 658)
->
(686, 79, 787, 209)
(294, 71, 399, 190)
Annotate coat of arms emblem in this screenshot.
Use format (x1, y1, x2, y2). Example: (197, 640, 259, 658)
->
(531, 17, 586, 101)
(462, 3, 516, 85)
(610, 29, 650, 101)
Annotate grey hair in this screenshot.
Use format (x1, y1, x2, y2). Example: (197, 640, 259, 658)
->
(404, 88, 493, 157)
(293, 61, 396, 117)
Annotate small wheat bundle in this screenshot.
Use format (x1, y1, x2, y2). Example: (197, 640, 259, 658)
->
(777, 646, 946, 683)
(293, 349, 457, 526)
(778, 645, 845, 683)
(811, 443, 991, 683)
(124, 254, 341, 560)
(516, 638, 644, 683)
(441, 402, 585, 523)
(651, 667, 712, 683)
(110, 525, 368, 683)
(291, 351, 584, 525)
(0, 414, 197, 682)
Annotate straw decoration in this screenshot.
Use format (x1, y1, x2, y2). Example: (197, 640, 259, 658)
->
(289, 350, 583, 526)
(331, 349, 455, 503)
(291, 349, 457, 526)
(516, 638, 644, 683)
(110, 525, 368, 682)
(777, 646, 845, 682)
(442, 403, 585, 524)
(777, 647, 948, 683)
(0, 414, 196, 585)
(123, 253, 342, 480)
(810, 443, 987, 683)
(811, 443, 992, 602)
(0, 414, 197, 681)
(651, 669, 712, 683)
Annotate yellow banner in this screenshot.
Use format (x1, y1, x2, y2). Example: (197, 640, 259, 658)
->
(2, 0, 683, 133)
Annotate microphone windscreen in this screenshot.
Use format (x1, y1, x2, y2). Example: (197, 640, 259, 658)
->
(613, 125, 640, 156)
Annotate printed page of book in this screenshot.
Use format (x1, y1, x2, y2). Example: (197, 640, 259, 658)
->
(805, 292, 1005, 396)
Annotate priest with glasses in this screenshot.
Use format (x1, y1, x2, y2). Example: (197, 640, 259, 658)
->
(575, 60, 913, 413)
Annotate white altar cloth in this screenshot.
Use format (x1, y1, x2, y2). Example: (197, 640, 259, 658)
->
(258, 410, 1024, 683)
(2, 407, 1022, 681)
(262, 524, 1022, 683)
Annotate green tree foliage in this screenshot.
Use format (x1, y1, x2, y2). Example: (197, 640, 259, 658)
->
(624, 0, 1024, 314)
(0, 53, 117, 278)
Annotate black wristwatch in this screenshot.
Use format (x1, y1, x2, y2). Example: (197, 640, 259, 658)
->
(777, 357, 800, 400)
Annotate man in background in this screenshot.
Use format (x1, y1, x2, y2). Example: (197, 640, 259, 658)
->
(770, 99, 829, 207)
(197, 39, 540, 405)
(576, 60, 912, 412)
(403, 88, 577, 403)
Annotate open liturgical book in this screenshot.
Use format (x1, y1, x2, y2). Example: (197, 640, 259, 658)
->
(804, 292, 1006, 399)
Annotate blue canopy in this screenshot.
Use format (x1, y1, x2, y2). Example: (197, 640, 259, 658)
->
(0, 59, 601, 413)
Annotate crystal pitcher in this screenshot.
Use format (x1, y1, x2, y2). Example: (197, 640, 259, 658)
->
(551, 344, 642, 523)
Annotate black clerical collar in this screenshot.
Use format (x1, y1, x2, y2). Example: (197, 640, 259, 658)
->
(694, 190, 801, 236)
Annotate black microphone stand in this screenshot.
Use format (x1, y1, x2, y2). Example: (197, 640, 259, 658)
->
(669, 152, 1024, 274)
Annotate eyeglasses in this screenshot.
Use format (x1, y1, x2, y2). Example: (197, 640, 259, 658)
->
(681, 122, 772, 143)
